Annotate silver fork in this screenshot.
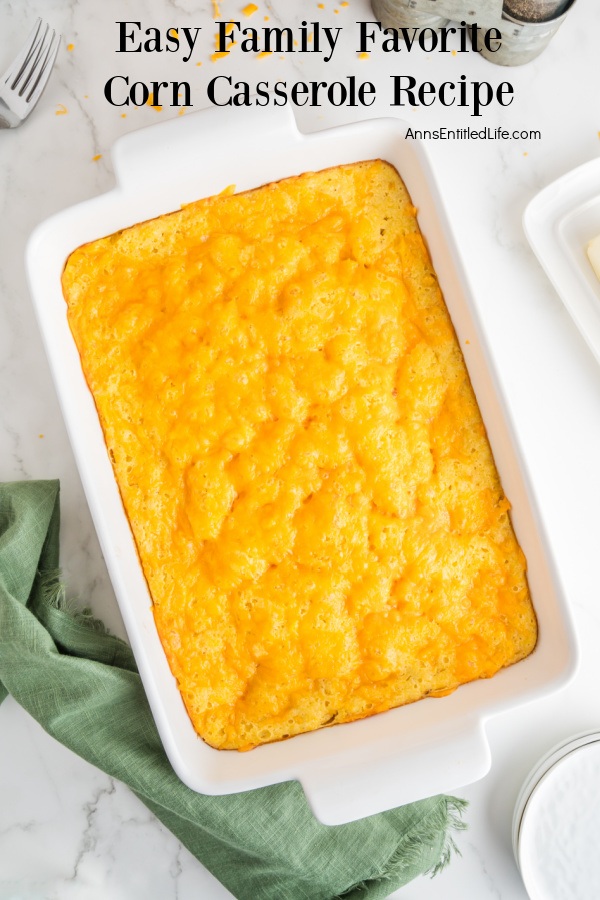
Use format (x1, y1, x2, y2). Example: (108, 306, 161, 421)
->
(0, 19, 61, 129)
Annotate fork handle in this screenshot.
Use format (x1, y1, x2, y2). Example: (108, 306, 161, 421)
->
(0, 98, 20, 129)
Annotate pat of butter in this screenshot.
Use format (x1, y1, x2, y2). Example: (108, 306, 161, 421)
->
(587, 234, 600, 281)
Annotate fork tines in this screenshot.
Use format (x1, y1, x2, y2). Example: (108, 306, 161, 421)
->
(5, 19, 60, 103)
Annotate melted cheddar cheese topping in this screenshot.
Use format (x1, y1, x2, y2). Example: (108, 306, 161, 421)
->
(63, 160, 537, 750)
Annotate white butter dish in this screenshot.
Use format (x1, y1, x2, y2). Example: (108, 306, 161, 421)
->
(524, 156, 600, 364)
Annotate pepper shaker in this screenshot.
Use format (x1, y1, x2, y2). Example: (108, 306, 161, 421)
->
(503, 0, 571, 21)
(477, 0, 577, 65)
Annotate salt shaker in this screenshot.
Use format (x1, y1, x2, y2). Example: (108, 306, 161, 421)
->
(370, 0, 449, 32)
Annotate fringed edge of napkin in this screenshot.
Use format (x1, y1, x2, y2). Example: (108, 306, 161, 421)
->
(424, 795, 468, 876)
(338, 796, 468, 897)
(384, 795, 468, 879)
(34, 567, 136, 671)
(38, 568, 109, 633)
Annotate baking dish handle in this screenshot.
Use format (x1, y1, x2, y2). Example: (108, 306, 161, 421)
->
(111, 103, 303, 191)
(299, 720, 491, 826)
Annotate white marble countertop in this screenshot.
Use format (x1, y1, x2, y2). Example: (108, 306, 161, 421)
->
(1, 0, 599, 896)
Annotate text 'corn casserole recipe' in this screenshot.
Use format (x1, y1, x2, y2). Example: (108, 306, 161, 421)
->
(62, 160, 538, 751)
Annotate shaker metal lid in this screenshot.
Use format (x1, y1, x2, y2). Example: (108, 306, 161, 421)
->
(513, 731, 600, 899)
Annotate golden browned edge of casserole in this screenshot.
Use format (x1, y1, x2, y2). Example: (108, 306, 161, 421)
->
(62, 159, 538, 751)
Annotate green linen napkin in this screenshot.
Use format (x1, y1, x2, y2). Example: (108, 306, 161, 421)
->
(0, 479, 467, 900)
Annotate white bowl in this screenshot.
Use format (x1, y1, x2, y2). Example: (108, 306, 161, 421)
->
(26, 105, 578, 825)
(512, 730, 600, 864)
(513, 732, 600, 899)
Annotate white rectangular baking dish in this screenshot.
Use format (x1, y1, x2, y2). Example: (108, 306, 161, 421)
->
(26, 105, 577, 825)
